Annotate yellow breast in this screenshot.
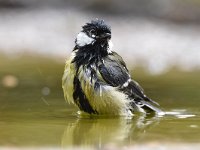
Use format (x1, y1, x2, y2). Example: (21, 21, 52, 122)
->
(62, 52, 132, 116)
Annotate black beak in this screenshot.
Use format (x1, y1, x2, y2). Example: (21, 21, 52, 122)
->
(97, 33, 111, 40)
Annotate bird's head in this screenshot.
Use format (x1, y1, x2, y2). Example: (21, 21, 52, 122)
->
(75, 19, 113, 53)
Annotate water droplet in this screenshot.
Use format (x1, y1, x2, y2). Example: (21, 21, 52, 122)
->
(41, 97, 50, 106)
(41, 87, 50, 95)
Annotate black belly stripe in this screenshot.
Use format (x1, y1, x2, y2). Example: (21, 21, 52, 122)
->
(73, 75, 97, 114)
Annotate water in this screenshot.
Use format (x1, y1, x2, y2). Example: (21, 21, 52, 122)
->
(0, 54, 200, 149)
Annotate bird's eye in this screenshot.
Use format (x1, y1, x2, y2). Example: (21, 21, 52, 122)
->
(90, 29, 96, 35)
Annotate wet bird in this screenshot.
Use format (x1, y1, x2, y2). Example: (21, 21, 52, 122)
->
(62, 19, 164, 116)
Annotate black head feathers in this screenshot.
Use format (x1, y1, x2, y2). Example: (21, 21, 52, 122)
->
(82, 19, 111, 34)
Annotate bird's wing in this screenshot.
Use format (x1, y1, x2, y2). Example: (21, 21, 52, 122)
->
(98, 52, 130, 87)
(98, 52, 144, 96)
(98, 52, 162, 113)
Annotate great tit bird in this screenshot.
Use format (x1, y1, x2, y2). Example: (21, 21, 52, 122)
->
(62, 19, 164, 116)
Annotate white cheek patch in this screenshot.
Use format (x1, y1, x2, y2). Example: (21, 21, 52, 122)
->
(76, 32, 95, 47)
(107, 40, 113, 53)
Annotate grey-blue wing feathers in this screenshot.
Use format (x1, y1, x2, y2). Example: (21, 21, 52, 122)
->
(98, 57, 130, 87)
(98, 52, 162, 114)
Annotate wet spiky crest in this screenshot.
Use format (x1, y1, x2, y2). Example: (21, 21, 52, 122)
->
(82, 19, 111, 33)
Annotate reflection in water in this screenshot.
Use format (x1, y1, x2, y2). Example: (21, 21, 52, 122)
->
(61, 114, 160, 149)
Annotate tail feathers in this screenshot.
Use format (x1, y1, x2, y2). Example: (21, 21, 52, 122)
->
(128, 81, 160, 106)
(144, 96, 160, 106)
(133, 99, 164, 116)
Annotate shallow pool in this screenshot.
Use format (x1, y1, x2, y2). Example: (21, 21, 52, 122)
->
(0, 55, 200, 149)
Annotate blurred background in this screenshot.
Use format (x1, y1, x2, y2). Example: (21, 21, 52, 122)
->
(0, 0, 200, 149)
(0, 0, 200, 74)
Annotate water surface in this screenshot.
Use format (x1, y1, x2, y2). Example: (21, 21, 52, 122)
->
(0, 54, 200, 149)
